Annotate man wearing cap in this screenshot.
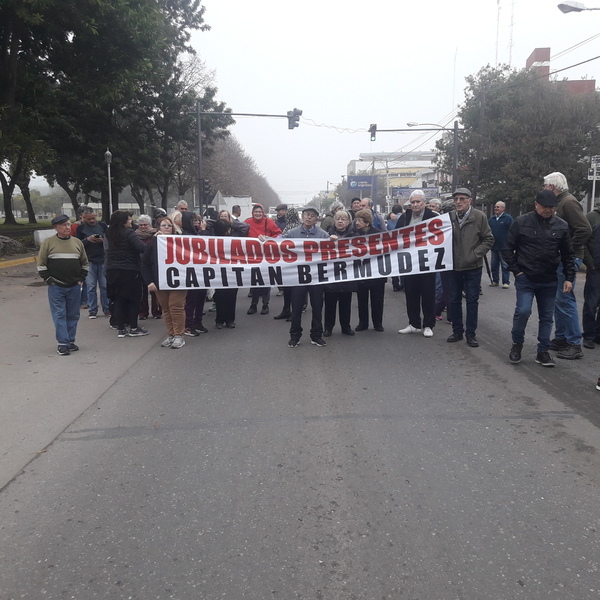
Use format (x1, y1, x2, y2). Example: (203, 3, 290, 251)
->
(37, 215, 89, 355)
(503, 190, 575, 367)
(283, 206, 329, 348)
(543, 171, 592, 359)
(447, 188, 495, 347)
(274, 204, 288, 231)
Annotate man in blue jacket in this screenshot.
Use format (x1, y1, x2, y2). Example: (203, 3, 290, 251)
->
(488, 201, 513, 288)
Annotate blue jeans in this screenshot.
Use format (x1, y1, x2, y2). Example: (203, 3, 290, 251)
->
(48, 284, 81, 346)
(86, 261, 109, 314)
(512, 275, 557, 352)
(448, 268, 482, 336)
(554, 260, 582, 345)
(490, 250, 510, 285)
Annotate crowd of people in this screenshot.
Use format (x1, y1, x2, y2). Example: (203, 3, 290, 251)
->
(36, 171, 600, 388)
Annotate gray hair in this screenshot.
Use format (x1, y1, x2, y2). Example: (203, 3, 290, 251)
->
(428, 198, 442, 208)
(176, 200, 188, 209)
(409, 190, 426, 200)
(80, 206, 95, 216)
(543, 172, 568, 192)
(329, 201, 345, 214)
(334, 210, 351, 221)
(137, 214, 152, 225)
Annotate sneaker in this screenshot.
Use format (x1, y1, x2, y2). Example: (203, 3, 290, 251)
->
(69, 343, 79, 352)
(247, 304, 257, 315)
(596, 377, 600, 391)
(57, 345, 70, 356)
(139, 315, 147, 320)
(117, 329, 129, 338)
(556, 344, 583, 360)
(128, 327, 149, 337)
(549, 337, 568, 351)
(311, 337, 327, 347)
(276, 290, 284, 296)
(583, 338, 595, 350)
(509, 342, 523, 364)
(208, 303, 217, 312)
(171, 335, 185, 349)
(80, 303, 89, 310)
(261, 305, 269, 315)
(399, 324, 421, 334)
(502, 283, 510, 289)
(196, 324, 208, 334)
(489, 282, 499, 287)
(88, 312, 97, 319)
(226, 322, 236, 328)
(161, 336, 174, 347)
(288, 339, 300, 348)
(215, 323, 223, 329)
(435, 315, 443, 321)
(535, 350, 555, 367)
(184, 327, 200, 337)
(341, 327, 355, 336)
(423, 327, 433, 338)
(323, 329, 332, 337)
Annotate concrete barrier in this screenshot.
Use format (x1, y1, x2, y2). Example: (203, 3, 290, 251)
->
(33, 229, 55, 249)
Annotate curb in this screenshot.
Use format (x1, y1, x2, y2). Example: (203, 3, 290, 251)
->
(0, 256, 37, 268)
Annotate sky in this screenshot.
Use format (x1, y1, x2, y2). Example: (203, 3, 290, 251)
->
(190, 0, 600, 206)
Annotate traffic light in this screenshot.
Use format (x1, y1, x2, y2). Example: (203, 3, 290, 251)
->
(287, 108, 302, 129)
(369, 124, 377, 142)
(203, 179, 212, 200)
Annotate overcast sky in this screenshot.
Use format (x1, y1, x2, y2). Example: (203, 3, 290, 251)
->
(190, 0, 600, 206)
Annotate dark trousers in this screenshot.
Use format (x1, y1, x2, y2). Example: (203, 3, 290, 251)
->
(435, 271, 452, 317)
(357, 278, 386, 328)
(139, 289, 162, 318)
(324, 290, 352, 331)
(185, 289, 206, 329)
(490, 250, 510, 285)
(511, 275, 557, 352)
(214, 288, 238, 325)
(404, 272, 436, 329)
(289, 285, 323, 341)
(250, 288, 270, 306)
(582, 268, 600, 340)
(448, 268, 482, 336)
(107, 270, 143, 331)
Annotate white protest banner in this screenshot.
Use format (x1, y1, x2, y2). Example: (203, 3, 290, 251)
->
(156, 214, 453, 290)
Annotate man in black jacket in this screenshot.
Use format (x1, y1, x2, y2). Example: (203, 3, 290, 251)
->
(502, 190, 575, 367)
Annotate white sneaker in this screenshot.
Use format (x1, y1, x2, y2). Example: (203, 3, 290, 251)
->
(171, 335, 185, 350)
(398, 324, 422, 334)
(502, 283, 510, 289)
(171, 335, 185, 349)
(161, 336, 174, 347)
(423, 327, 434, 337)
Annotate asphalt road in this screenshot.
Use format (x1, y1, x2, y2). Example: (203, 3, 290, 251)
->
(1, 264, 600, 599)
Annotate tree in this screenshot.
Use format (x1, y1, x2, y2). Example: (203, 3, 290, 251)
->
(435, 65, 600, 213)
(203, 136, 281, 207)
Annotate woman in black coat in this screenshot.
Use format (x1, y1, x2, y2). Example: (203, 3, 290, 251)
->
(353, 209, 386, 332)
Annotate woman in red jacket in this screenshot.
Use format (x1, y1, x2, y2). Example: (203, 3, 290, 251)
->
(244, 204, 281, 315)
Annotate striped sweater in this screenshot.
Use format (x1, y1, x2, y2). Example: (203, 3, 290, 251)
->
(37, 235, 89, 287)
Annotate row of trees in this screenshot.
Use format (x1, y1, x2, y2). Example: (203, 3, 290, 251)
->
(436, 65, 600, 212)
(0, 0, 279, 225)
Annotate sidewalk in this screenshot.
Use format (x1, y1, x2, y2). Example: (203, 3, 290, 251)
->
(0, 259, 159, 490)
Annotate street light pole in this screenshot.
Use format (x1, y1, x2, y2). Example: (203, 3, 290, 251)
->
(558, 1, 600, 12)
(407, 121, 460, 192)
(104, 148, 113, 217)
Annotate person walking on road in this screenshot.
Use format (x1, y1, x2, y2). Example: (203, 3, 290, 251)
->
(503, 190, 575, 367)
(446, 188, 495, 348)
(37, 214, 89, 355)
(488, 201, 513, 288)
(544, 171, 592, 360)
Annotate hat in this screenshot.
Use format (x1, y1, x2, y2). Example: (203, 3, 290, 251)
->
(302, 206, 319, 216)
(452, 188, 472, 198)
(276, 204, 288, 211)
(51, 214, 70, 225)
(535, 189, 558, 207)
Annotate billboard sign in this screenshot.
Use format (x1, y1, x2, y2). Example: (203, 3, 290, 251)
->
(348, 176, 374, 190)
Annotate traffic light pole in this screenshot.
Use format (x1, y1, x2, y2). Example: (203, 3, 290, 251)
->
(195, 105, 302, 215)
